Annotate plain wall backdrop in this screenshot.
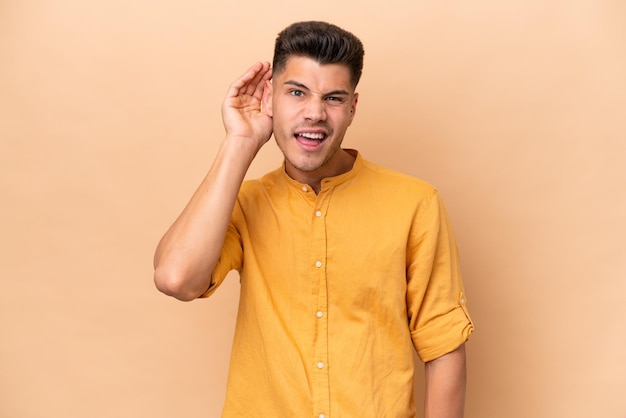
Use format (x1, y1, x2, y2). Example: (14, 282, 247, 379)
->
(1, 1, 625, 417)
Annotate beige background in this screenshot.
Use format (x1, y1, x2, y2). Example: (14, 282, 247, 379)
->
(1, 0, 625, 417)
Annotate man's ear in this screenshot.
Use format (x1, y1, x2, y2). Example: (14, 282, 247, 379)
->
(348, 92, 359, 124)
(262, 80, 273, 117)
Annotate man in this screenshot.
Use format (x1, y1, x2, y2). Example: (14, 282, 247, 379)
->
(154, 21, 473, 418)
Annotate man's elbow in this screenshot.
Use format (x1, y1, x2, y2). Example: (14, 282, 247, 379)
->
(153, 266, 205, 302)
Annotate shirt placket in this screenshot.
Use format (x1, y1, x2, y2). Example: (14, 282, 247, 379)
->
(310, 189, 332, 418)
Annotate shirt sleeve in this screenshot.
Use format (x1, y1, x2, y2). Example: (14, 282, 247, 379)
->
(198, 205, 244, 298)
(406, 189, 474, 362)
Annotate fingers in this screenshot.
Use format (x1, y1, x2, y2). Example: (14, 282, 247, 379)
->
(245, 62, 272, 100)
(227, 62, 272, 100)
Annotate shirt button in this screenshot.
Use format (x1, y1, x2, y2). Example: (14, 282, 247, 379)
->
(315, 261, 322, 268)
(317, 362, 324, 369)
(302, 186, 308, 192)
(461, 298, 465, 304)
(315, 210, 322, 217)
(319, 414, 326, 418)
(316, 311, 323, 318)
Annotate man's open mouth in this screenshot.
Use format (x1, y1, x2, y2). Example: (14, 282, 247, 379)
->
(296, 132, 327, 141)
(294, 131, 328, 150)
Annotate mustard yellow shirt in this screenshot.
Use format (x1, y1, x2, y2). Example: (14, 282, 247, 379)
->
(203, 150, 473, 417)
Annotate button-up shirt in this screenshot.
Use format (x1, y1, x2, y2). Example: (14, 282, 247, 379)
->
(202, 150, 473, 417)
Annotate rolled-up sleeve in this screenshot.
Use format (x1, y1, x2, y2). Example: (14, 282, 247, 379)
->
(406, 190, 474, 362)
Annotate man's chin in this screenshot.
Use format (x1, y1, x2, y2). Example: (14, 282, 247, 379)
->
(286, 159, 322, 174)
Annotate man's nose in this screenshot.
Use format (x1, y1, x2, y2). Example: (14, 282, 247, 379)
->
(303, 97, 327, 122)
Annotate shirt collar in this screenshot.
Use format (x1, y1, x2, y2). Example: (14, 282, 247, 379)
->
(280, 149, 364, 193)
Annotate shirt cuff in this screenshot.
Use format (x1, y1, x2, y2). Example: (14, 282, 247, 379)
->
(411, 293, 474, 362)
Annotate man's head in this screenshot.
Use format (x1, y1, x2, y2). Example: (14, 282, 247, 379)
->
(272, 21, 364, 89)
(263, 22, 364, 187)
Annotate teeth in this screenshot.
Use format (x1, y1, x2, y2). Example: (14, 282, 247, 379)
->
(299, 132, 325, 140)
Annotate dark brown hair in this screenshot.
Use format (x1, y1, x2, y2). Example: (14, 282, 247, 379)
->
(272, 21, 365, 88)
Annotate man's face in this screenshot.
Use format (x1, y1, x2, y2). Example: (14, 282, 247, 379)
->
(263, 56, 358, 182)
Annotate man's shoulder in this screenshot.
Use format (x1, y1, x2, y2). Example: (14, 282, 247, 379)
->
(359, 157, 437, 197)
(238, 166, 283, 197)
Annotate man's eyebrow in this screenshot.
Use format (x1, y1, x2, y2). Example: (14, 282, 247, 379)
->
(284, 80, 309, 90)
(284, 80, 350, 96)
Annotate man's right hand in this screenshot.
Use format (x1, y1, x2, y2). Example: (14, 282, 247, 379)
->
(221, 61, 274, 150)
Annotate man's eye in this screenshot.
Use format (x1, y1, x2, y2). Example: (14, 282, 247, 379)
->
(290, 90, 304, 97)
(326, 96, 345, 104)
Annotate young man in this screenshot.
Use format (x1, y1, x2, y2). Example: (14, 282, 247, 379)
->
(154, 21, 474, 418)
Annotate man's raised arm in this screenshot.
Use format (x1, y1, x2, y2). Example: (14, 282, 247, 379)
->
(153, 62, 273, 301)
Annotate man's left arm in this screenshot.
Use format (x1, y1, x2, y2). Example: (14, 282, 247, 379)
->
(424, 343, 467, 418)
(405, 188, 473, 416)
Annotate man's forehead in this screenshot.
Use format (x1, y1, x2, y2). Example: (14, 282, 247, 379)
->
(273, 56, 353, 91)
